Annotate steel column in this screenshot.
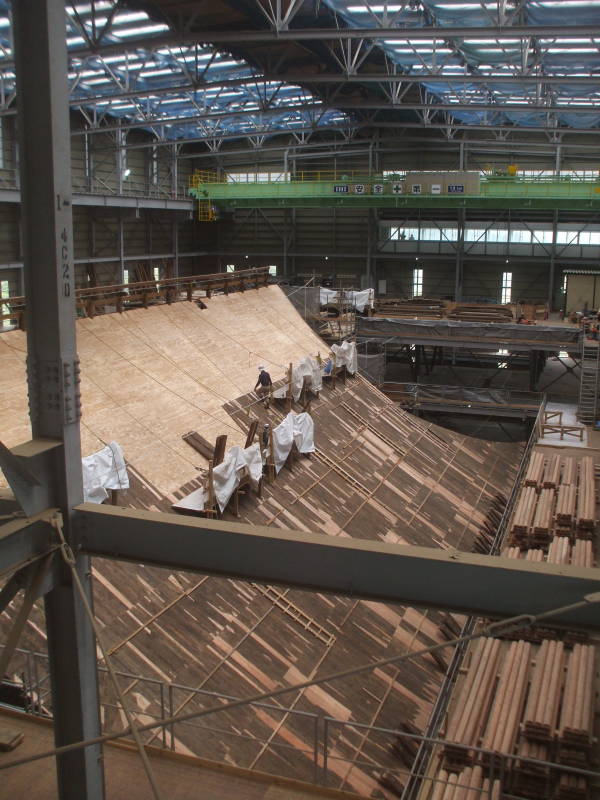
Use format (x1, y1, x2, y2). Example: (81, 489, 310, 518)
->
(12, 2, 104, 798)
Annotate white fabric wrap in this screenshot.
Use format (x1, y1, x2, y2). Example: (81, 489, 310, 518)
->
(331, 340, 358, 374)
(273, 355, 322, 400)
(82, 441, 129, 504)
(212, 443, 263, 512)
(271, 412, 315, 474)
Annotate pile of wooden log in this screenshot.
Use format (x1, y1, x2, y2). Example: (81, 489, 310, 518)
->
(447, 303, 513, 323)
(561, 456, 577, 486)
(576, 456, 595, 534)
(558, 644, 596, 762)
(443, 638, 501, 766)
(556, 772, 589, 800)
(524, 451, 545, 487)
(510, 486, 538, 542)
(531, 488, 555, 545)
(547, 536, 570, 564)
(514, 738, 551, 798)
(543, 454, 561, 488)
(430, 766, 500, 800)
(571, 539, 594, 567)
(556, 484, 577, 526)
(522, 639, 565, 741)
(374, 298, 444, 318)
(480, 640, 531, 758)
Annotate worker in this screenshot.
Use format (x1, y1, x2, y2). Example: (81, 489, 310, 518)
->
(254, 365, 272, 408)
(261, 423, 270, 450)
(323, 354, 333, 375)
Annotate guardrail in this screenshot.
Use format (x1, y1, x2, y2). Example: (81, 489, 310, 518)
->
(3, 637, 596, 799)
(0, 266, 271, 328)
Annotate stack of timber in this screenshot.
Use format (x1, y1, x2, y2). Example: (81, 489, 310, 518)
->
(558, 644, 596, 765)
(556, 484, 577, 526)
(547, 536, 570, 564)
(510, 486, 538, 543)
(522, 639, 565, 741)
(430, 766, 500, 800)
(531, 488, 554, 546)
(524, 451, 545, 488)
(443, 638, 501, 766)
(576, 456, 595, 535)
(374, 298, 444, 318)
(543, 454, 561, 488)
(514, 738, 551, 798)
(447, 303, 513, 323)
(480, 640, 531, 759)
(556, 772, 589, 800)
(0, 285, 524, 798)
(561, 456, 577, 486)
(571, 539, 594, 567)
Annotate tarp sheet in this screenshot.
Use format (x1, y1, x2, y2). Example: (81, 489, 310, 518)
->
(357, 317, 581, 346)
(82, 441, 129, 504)
(271, 412, 315, 474)
(212, 443, 263, 512)
(273, 355, 322, 401)
(331, 340, 358, 374)
(320, 288, 374, 312)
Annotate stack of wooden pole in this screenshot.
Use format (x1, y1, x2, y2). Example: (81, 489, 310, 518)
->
(480, 640, 531, 758)
(556, 771, 589, 800)
(443, 638, 501, 766)
(525, 548, 544, 562)
(522, 639, 565, 741)
(543, 454, 561, 488)
(558, 644, 596, 759)
(556, 484, 577, 526)
(430, 767, 500, 800)
(531, 488, 555, 545)
(547, 537, 570, 565)
(524, 451, 545, 487)
(576, 457, 596, 534)
(514, 738, 551, 798)
(561, 457, 577, 486)
(501, 546, 521, 559)
(571, 540, 594, 568)
(510, 486, 538, 543)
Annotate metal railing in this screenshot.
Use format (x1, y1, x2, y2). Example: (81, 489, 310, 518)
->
(3, 624, 597, 800)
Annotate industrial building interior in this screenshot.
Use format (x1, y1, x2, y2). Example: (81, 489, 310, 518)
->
(0, 1, 600, 799)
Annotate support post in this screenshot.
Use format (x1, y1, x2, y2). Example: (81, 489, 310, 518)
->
(12, 2, 105, 798)
(454, 207, 465, 302)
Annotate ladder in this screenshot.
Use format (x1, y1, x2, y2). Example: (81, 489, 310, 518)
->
(578, 341, 600, 424)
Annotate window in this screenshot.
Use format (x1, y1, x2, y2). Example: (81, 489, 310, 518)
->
(226, 264, 235, 272)
(123, 269, 129, 286)
(268, 265, 277, 276)
(1, 279, 11, 327)
(226, 172, 289, 183)
(153, 267, 160, 282)
(486, 228, 508, 243)
(150, 145, 158, 185)
(501, 272, 512, 305)
(413, 268, 423, 298)
(563, 274, 568, 293)
(509, 229, 532, 244)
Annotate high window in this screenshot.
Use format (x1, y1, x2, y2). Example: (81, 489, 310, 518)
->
(501, 272, 512, 304)
(413, 268, 423, 298)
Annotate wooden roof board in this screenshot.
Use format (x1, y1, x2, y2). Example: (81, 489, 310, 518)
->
(0, 288, 523, 797)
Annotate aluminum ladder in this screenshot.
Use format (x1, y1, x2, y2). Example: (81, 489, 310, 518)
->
(578, 340, 600, 424)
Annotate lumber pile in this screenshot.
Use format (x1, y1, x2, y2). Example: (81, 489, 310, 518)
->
(430, 766, 500, 800)
(524, 451, 545, 488)
(447, 303, 513, 323)
(514, 738, 551, 798)
(522, 639, 565, 741)
(480, 640, 531, 758)
(556, 484, 577, 526)
(510, 486, 537, 542)
(571, 540, 594, 567)
(562, 457, 577, 486)
(556, 772, 589, 800)
(374, 298, 444, 318)
(558, 644, 596, 761)
(443, 638, 501, 766)
(547, 536, 570, 565)
(543, 454, 561, 488)
(531, 488, 554, 545)
(576, 457, 595, 533)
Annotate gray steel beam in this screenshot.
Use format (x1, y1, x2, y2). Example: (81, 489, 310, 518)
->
(0, 514, 55, 575)
(62, 26, 600, 60)
(0, 188, 194, 211)
(12, 2, 104, 798)
(76, 504, 600, 632)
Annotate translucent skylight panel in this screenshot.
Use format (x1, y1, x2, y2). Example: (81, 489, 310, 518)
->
(113, 24, 169, 38)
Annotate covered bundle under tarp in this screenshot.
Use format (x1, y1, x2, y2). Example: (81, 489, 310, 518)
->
(320, 287, 374, 312)
(331, 340, 358, 374)
(271, 411, 315, 473)
(82, 441, 129, 503)
(357, 316, 581, 346)
(273, 355, 322, 401)
(212, 443, 263, 511)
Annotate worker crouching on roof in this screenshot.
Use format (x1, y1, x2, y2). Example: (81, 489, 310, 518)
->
(254, 365, 272, 408)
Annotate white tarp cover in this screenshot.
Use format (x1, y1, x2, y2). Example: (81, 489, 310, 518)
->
(319, 288, 374, 312)
(82, 441, 129, 504)
(212, 443, 263, 512)
(331, 340, 358, 374)
(272, 412, 315, 474)
(273, 355, 322, 401)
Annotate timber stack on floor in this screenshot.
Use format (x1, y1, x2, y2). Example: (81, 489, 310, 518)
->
(0, 285, 522, 798)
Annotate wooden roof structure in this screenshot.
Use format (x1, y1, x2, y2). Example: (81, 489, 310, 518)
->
(0, 286, 522, 797)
